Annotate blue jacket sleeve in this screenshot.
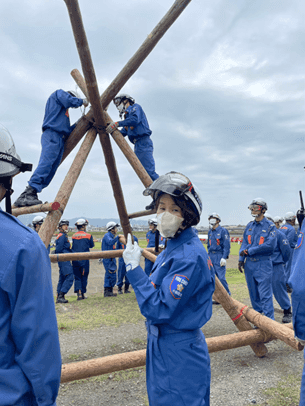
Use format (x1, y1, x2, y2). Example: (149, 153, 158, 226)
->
(89, 235, 94, 249)
(239, 228, 249, 261)
(247, 225, 277, 256)
(118, 105, 140, 127)
(120, 127, 127, 137)
(56, 89, 83, 109)
(279, 236, 291, 263)
(287, 228, 298, 249)
(2, 233, 61, 406)
(55, 234, 65, 254)
(207, 230, 211, 251)
(222, 229, 230, 259)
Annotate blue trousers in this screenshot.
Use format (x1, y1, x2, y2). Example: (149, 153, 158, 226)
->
(104, 268, 117, 288)
(134, 136, 159, 181)
(272, 263, 291, 310)
(285, 253, 293, 284)
(209, 252, 230, 295)
(73, 262, 89, 293)
(146, 322, 210, 405)
(244, 258, 274, 319)
(145, 258, 154, 277)
(57, 262, 74, 294)
(117, 259, 129, 288)
(29, 129, 65, 193)
(300, 350, 305, 405)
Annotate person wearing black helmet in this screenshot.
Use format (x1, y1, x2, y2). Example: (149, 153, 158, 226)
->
(106, 94, 159, 181)
(14, 89, 88, 208)
(0, 124, 61, 405)
(55, 219, 74, 304)
(122, 171, 215, 406)
(238, 198, 277, 320)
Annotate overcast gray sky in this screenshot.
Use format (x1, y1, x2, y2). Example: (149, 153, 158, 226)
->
(1, 0, 305, 225)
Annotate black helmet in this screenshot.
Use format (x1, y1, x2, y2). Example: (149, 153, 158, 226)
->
(143, 172, 202, 226)
(59, 219, 69, 227)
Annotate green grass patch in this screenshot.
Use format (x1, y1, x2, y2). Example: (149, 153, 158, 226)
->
(226, 268, 249, 301)
(56, 291, 144, 332)
(257, 374, 301, 406)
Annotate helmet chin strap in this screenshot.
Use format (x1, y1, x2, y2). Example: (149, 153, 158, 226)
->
(1, 178, 13, 214)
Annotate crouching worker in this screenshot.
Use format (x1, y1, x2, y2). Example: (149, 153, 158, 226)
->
(123, 172, 215, 406)
(0, 124, 61, 405)
(55, 219, 74, 304)
(72, 219, 94, 300)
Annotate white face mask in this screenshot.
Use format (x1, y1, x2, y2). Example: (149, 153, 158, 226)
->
(209, 219, 217, 225)
(157, 212, 184, 238)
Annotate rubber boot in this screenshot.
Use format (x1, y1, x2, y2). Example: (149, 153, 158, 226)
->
(124, 284, 131, 294)
(77, 291, 83, 301)
(14, 185, 43, 207)
(57, 292, 68, 304)
(118, 287, 123, 295)
(282, 307, 292, 323)
(104, 287, 117, 297)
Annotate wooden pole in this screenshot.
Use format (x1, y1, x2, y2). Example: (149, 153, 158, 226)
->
(213, 276, 268, 357)
(128, 208, 157, 219)
(12, 201, 60, 217)
(63, 0, 133, 240)
(61, 0, 193, 162)
(38, 128, 97, 247)
(70, 69, 152, 188)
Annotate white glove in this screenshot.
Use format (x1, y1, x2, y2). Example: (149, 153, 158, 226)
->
(220, 258, 226, 267)
(296, 337, 305, 346)
(123, 234, 143, 271)
(106, 122, 119, 134)
(82, 98, 89, 108)
(159, 244, 165, 249)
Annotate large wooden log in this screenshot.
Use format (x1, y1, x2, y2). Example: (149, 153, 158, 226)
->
(12, 202, 60, 217)
(61, 0, 193, 163)
(128, 208, 157, 219)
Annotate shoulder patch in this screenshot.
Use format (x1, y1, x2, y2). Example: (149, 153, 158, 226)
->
(282, 239, 289, 245)
(270, 230, 276, 237)
(225, 234, 229, 239)
(281, 226, 288, 230)
(295, 232, 304, 249)
(170, 274, 189, 299)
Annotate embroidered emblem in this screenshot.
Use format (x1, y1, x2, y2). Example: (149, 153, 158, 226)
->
(295, 232, 304, 249)
(170, 274, 189, 299)
(270, 231, 275, 237)
(225, 234, 229, 239)
(283, 239, 289, 245)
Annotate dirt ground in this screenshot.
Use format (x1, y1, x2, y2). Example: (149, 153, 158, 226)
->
(51, 255, 303, 406)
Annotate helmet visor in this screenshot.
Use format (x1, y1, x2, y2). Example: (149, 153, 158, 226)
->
(143, 172, 193, 198)
(248, 204, 262, 211)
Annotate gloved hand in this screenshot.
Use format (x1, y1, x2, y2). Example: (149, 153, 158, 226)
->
(106, 122, 119, 134)
(238, 261, 244, 273)
(82, 98, 89, 108)
(220, 258, 226, 267)
(123, 233, 143, 271)
(159, 244, 165, 249)
(297, 209, 305, 229)
(296, 337, 305, 346)
(240, 249, 248, 257)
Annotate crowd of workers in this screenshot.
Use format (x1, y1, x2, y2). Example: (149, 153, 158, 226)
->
(1, 86, 305, 406)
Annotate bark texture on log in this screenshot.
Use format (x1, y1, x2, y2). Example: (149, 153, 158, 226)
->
(12, 202, 60, 217)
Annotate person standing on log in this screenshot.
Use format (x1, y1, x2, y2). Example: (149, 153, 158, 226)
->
(145, 219, 164, 276)
(122, 172, 215, 406)
(238, 198, 277, 320)
(106, 94, 159, 184)
(280, 211, 298, 293)
(0, 124, 61, 405)
(72, 219, 94, 301)
(14, 89, 88, 208)
(207, 213, 231, 301)
(55, 219, 74, 304)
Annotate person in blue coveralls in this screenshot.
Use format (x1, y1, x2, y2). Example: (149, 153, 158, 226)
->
(145, 219, 164, 276)
(32, 215, 52, 254)
(265, 214, 292, 323)
(288, 212, 305, 405)
(72, 218, 94, 300)
(102, 221, 124, 297)
(14, 89, 88, 207)
(55, 219, 74, 304)
(207, 213, 231, 302)
(238, 198, 277, 320)
(280, 211, 298, 293)
(0, 124, 61, 405)
(122, 171, 215, 406)
(106, 94, 159, 183)
(116, 228, 138, 294)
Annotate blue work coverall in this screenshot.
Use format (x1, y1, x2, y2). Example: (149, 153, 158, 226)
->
(0, 209, 61, 406)
(116, 236, 138, 289)
(145, 230, 164, 276)
(127, 227, 215, 406)
(119, 103, 159, 181)
(72, 231, 94, 293)
(207, 225, 231, 294)
(271, 229, 291, 310)
(280, 223, 298, 282)
(239, 217, 277, 319)
(288, 223, 305, 405)
(55, 232, 74, 295)
(102, 231, 120, 288)
(29, 89, 83, 193)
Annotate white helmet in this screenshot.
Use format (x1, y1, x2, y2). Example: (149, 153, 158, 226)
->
(284, 212, 296, 221)
(148, 219, 158, 226)
(265, 213, 274, 222)
(248, 198, 268, 212)
(68, 89, 81, 99)
(75, 218, 88, 226)
(273, 216, 282, 223)
(106, 221, 119, 231)
(32, 215, 44, 225)
(208, 213, 221, 221)
(113, 94, 135, 117)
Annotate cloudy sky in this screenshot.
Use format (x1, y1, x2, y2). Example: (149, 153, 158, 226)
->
(1, 0, 305, 225)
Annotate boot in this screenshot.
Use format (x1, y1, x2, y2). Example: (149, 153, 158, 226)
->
(104, 287, 117, 297)
(82, 293, 87, 299)
(286, 283, 293, 294)
(124, 284, 131, 294)
(57, 292, 68, 304)
(282, 307, 292, 323)
(118, 287, 123, 295)
(77, 291, 84, 301)
(13, 185, 42, 207)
